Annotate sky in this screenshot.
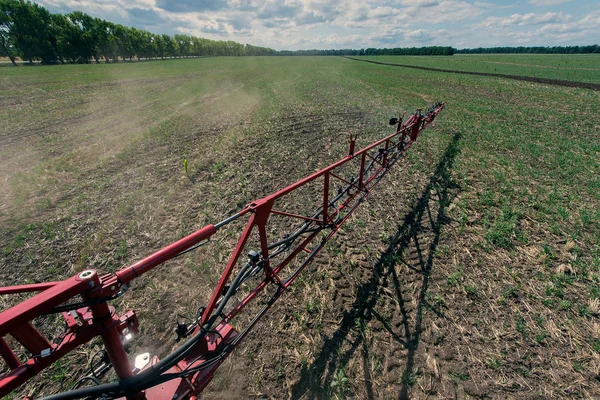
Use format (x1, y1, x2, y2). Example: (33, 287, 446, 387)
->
(35, 0, 600, 50)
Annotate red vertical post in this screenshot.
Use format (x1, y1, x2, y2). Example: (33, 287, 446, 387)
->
(80, 270, 133, 384)
(382, 139, 389, 167)
(89, 301, 133, 380)
(411, 112, 422, 141)
(348, 133, 356, 156)
(396, 114, 403, 135)
(358, 153, 366, 189)
(255, 201, 273, 278)
(258, 224, 269, 259)
(258, 224, 270, 277)
(323, 172, 329, 224)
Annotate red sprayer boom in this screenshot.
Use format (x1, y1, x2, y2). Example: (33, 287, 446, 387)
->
(0, 102, 445, 399)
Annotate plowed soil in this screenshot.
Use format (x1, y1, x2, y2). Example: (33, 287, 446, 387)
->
(1, 56, 599, 399)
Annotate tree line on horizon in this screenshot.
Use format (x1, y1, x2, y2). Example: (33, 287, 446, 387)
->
(0, 0, 276, 65)
(1, 0, 598, 66)
(278, 46, 455, 56)
(455, 45, 599, 54)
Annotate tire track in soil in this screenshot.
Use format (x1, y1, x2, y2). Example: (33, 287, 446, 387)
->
(289, 131, 462, 399)
(344, 57, 600, 91)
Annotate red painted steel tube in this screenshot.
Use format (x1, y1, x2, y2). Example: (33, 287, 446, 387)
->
(0, 324, 104, 397)
(0, 337, 19, 370)
(365, 151, 383, 167)
(358, 152, 366, 188)
(201, 215, 256, 325)
(226, 229, 322, 321)
(271, 209, 322, 223)
(214, 110, 433, 328)
(116, 224, 217, 284)
(323, 172, 329, 224)
(0, 281, 59, 295)
(281, 162, 390, 291)
(11, 323, 52, 355)
(0, 273, 98, 337)
(329, 171, 354, 187)
(382, 138, 389, 166)
(0, 103, 444, 399)
(89, 301, 133, 381)
(259, 119, 419, 203)
(410, 114, 422, 141)
(258, 224, 271, 272)
(348, 132, 357, 156)
(208, 165, 410, 379)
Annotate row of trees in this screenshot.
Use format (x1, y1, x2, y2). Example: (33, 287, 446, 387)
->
(2, 0, 598, 65)
(456, 45, 600, 54)
(284, 44, 600, 56)
(362, 46, 454, 56)
(279, 46, 454, 56)
(0, 0, 276, 65)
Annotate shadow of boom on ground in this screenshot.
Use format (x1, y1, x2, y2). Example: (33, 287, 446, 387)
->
(290, 131, 462, 399)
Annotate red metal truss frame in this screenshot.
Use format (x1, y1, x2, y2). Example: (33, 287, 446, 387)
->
(0, 102, 445, 400)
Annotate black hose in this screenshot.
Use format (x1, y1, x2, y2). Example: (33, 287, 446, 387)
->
(42, 262, 254, 400)
(42, 114, 428, 400)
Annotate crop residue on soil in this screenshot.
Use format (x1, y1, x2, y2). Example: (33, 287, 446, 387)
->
(1, 56, 600, 399)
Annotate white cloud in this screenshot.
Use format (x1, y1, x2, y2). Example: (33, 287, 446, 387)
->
(409, 0, 487, 24)
(480, 12, 569, 28)
(370, 26, 451, 47)
(34, 0, 600, 50)
(396, 0, 441, 6)
(528, 0, 573, 5)
(470, 11, 600, 47)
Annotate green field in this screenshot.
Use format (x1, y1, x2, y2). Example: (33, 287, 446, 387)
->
(1, 55, 599, 398)
(360, 54, 600, 83)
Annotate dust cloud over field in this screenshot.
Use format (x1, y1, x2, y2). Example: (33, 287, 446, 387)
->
(0, 61, 262, 223)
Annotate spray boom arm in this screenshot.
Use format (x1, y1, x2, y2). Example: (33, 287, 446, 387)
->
(0, 102, 445, 399)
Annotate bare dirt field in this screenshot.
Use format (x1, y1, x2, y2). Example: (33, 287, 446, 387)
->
(1, 56, 599, 399)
